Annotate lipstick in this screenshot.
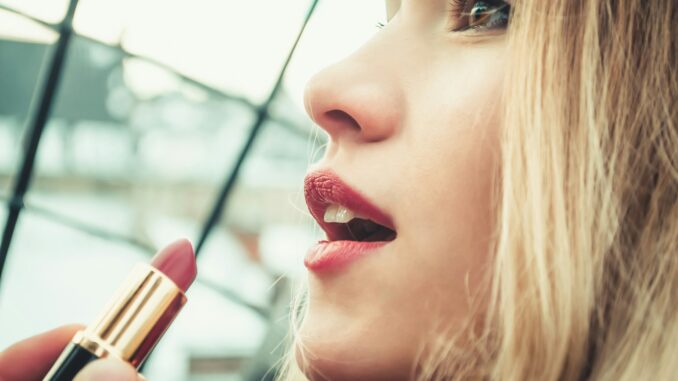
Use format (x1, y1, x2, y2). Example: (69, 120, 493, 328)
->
(43, 239, 197, 381)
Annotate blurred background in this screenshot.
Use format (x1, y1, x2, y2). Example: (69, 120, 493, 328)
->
(0, 0, 386, 379)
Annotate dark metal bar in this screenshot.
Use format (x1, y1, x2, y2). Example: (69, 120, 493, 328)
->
(194, 0, 320, 256)
(0, 0, 80, 285)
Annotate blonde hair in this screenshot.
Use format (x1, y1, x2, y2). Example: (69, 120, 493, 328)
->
(280, 0, 677, 379)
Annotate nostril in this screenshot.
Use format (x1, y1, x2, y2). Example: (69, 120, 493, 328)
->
(324, 109, 390, 143)
(326, 110, 361, 132)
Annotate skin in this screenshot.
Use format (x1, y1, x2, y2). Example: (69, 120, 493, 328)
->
(298, 0, 506, 379)
(0, 1, 507, 380)
(0, 325, 140, 381)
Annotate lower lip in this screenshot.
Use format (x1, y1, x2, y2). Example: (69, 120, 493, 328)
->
(304, 240, 389, 271)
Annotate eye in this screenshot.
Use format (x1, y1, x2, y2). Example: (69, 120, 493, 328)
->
(450, 0, 511, 32)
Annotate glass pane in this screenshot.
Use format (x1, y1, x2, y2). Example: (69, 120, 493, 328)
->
(0, 208, 150, 348)
(0, 0, 69, 24)
(143, 282, 267, 380)
(0, 10, 56, 195)
(72, 0, 134, 45)
(180, 115, 320, 377)
(0, 8, 59, 44)
(284, 0, 387, 110)
(26, 35, 257, 243)
(74, 0, 311, 104)
(221, 118, 320, 280)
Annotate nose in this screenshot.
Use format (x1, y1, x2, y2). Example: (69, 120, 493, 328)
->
(303, 50, 404, 144)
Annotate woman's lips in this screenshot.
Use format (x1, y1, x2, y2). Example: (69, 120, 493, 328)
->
(303, 170, 396, 271)
(304, 240, 390, 271)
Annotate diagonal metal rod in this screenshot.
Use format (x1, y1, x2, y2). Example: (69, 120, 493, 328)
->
(0, 0, 80, 286)
(194, 0, 320, 257)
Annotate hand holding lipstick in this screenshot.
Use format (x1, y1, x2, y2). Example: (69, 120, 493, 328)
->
(0, 325, 142, 380)
(0, 239, 196, 381)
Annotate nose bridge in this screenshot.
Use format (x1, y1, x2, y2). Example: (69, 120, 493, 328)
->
(303, 33, 405, 144)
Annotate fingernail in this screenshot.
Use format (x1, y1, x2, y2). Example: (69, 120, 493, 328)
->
(74, 358, 139, 381)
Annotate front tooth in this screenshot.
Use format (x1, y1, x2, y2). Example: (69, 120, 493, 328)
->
(323, 204, 356, 223)
(336, 205, 355, 223)
(324, 204, 339, 223)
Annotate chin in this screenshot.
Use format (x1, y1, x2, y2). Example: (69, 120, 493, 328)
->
(293, 306, 415, 381)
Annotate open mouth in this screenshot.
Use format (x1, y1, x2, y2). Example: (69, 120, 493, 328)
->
(305, 170, 397, 244)
(304, 170, 397, 270)
(323, 206, 397, 243)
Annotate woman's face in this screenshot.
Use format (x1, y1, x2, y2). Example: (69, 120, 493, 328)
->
(299, 0, 509, 379)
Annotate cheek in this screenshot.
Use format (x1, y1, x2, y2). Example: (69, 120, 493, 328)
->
(396, 55, 503, 301)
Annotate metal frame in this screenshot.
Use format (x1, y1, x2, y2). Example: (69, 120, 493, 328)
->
(0, 0, 80, 283)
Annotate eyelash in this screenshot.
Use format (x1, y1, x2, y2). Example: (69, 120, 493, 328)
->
(448, 0, 511, 33)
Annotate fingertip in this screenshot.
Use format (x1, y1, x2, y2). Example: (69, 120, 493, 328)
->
(74, 358, 139, 381)
(0, 323, 87, 381)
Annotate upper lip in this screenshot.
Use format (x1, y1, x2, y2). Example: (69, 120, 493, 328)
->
(304, 170, 396, 241)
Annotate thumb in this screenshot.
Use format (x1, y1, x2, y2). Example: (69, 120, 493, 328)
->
(73, 358, 141, 381)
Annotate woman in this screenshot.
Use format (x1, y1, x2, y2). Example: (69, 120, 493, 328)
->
(1, 0, 676, 380)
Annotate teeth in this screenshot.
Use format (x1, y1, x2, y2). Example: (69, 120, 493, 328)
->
(323, 204, 356, 223)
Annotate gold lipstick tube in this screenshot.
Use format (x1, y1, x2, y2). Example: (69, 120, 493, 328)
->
(44, 264, 187, 380)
